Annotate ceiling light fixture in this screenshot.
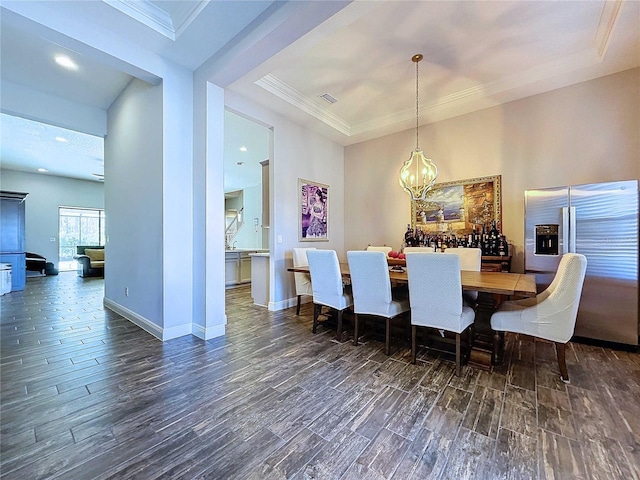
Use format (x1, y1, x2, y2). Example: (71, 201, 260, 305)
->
(239, 146, 247, 152)
(399, 54, 438, 201)
(54, 55, 78, 70)
(55, 136, 68, 143)
(38, 168, 48, 173)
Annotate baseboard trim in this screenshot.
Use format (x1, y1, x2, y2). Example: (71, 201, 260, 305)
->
(270, 296, 311, 312)
(192, 321, 226, 340)
(103, 298, 163, 341)
(162, 322, 194, 341)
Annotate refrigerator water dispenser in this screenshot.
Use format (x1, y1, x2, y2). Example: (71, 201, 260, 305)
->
(535, 224, 558, 255)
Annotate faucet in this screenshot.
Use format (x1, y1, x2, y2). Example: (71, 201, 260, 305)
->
(232, 241, 237, 250)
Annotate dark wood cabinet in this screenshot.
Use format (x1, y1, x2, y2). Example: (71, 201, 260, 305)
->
(0, 191, 28, 291)
(481, 255, 511, 272)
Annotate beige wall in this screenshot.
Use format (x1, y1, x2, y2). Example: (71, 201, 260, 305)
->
(345, 67, 640, 272)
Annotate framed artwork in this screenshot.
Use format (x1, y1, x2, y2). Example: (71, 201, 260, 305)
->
(411, 175, 502, 235)
(299, 179, 329, 241)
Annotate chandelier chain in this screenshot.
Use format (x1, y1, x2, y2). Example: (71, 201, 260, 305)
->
(415, 58, 419, 150)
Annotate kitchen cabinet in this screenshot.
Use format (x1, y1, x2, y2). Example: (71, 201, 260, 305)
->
(225, 250, 268, 286)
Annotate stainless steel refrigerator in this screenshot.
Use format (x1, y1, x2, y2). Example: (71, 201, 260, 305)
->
(524, 180, 639, 346)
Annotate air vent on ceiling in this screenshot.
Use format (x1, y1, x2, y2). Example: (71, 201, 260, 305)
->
(319, 93, 337, 104)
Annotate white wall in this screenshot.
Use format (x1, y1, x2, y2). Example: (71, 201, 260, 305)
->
(225, 91, 346, 311)
(5, 5, 196, 340)
(0, 169, 104, 266)
(345, 68, 640, 273)
(1, 81, 107, 137)
(232, 184, 263, 249)
(160, 67, 194, 338)
(105, 79, 164, 332)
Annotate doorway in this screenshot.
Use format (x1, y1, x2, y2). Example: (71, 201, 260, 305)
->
(223, 110, 271, 306)
(58, 207, 106, 271)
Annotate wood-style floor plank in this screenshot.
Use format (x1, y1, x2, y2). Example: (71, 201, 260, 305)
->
(1, 273, 639, 479)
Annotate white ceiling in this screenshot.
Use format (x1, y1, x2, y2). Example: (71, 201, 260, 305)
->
(230, 0, 640, 145)
(1, 0, 638, 183)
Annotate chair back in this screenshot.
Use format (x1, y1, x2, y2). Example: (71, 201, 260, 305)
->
(347, 251, 392, 316)
(403, 247, 433, 253)
(444, 248, 481, 271)
(307, 249, 347, 309)
(444, 247, 481, 304)
(536, 253, 587, 342)
(366, 245, 392, 255)
(406, 252, 468, 332)
(292, 247, 316, 296)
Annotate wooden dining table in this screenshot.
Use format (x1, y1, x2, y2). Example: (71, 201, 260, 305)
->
(288, 262, 537, 368)
(288, 263, 537, 298)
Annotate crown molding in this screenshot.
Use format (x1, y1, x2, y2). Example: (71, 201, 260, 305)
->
(256, 0, 623, 140)
(255, 74, 351, 136)
(595, 0, 623, 58)
(102, 0, 208, 41)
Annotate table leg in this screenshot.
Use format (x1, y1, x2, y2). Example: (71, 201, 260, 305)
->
(469, 292, 507, 369)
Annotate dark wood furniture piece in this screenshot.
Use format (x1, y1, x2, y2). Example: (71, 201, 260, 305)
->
(0, 191, 28, 291)
(481, 255, 511, 272)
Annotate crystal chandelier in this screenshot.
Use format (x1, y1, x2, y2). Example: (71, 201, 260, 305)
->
(399, 54, 438, 201)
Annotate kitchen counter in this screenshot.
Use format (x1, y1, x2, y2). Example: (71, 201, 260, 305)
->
(250, 253, 270, 307)
(225, 248, 269, 253)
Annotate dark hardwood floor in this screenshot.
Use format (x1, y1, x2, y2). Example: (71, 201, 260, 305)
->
(1, 273, 639, 479)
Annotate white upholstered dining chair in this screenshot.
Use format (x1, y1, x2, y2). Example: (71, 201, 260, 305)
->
(292, 247, 316, 315)
(491, 253, 587, 383)
(403, 247, 433, 253)
(405, 252, 475, 376)
(444, 247, 482, 305)
(347, 250, 410, 355)
(365, 245, 392, 255)
(306, 249, 353, 341)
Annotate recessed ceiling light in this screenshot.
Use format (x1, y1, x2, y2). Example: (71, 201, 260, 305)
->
(54, 55, 78, 70)
(38, 168, 48, 173)
(239, 146, 247, 152)
(55, 136, 68, 143)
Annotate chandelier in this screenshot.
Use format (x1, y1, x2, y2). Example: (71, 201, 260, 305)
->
(399, 54, 438, 201)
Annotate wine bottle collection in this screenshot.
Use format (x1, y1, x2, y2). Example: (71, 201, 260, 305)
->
(402, 220, 509, 256)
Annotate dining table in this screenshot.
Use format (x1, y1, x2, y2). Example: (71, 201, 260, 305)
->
(288, 261, 537, 368)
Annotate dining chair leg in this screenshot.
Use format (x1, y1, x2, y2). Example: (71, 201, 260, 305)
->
(296, 295, 302, 315)
(411, 325, 417, 364)
(312, 303, 320, 333)
(455, 333, 461, 377)
(385, 317, 391, 356)
(492, 330, 504, 365)
(353, 313, 359, 346)
(556, 342, 570, 384)
(336, 310, 343, 342)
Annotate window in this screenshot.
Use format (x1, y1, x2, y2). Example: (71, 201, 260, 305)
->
(58, 207, 105, 271)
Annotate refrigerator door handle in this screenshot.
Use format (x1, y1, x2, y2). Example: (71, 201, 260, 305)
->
(561, 207, 569, 255)
(569, 206, 576, 253)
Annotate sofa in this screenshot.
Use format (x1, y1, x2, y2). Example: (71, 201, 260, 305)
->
(74, 245, 105, 277)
